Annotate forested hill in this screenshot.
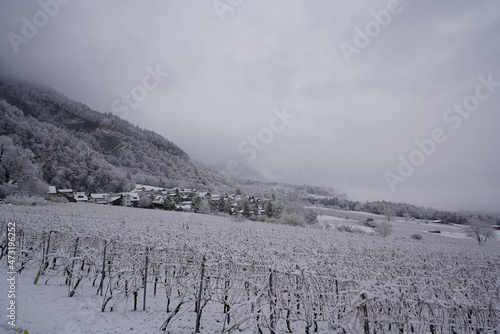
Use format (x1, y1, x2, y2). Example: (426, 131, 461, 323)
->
(0, 79, 231, 193)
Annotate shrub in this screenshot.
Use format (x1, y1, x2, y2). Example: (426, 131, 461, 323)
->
(279, 201, 317, 226)
(231, 214, 246, 222)
(336, 225, 365, 234)
(278, 213, 306, 227)
(266, 218, 279, 225)
(363, 218, 377, 228)
(4, 196, 47, 206)
(376, 221, 393, 237)
(212, 211, 231, 218)
(47, 196, 69, 203)
(410, 234, 423, 240)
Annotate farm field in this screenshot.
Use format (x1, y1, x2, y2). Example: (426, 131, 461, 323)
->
(311, 207, 492, 239)
(1, 203, 499, 334)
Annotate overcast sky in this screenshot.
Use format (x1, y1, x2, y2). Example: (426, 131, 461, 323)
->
(0, 0, 499, 212)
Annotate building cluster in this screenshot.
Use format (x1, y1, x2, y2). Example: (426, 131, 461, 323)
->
(47, 184, 267, 215)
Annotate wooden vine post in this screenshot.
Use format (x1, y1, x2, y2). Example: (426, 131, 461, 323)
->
(195, 256, 206, 333)
(361, 293, 370, 334)
(33, 233, 46, 285)
(98, 239, 107, 296)
(269, 268, 275, 334)
(68, 236, 79, 297)
(143, 246, 149, 311)
(44, 231, 51, 271)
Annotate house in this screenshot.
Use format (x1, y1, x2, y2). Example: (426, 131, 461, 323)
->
(58, 189, 74, 201)
(198, 192, 210, 199)
(48, 186, 57, 195)
(47, 186, 65, 199)
(122, 192, 140, 207)
(180, 201, 191, 211)
(152, 195, 164, 204)
(152, 195, 166, 209)
(88, 193, 109, 204)
(74, 192, 88, 202)
(108, 195, 122, 206)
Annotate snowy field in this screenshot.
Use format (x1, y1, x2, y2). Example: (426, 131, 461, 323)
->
(314, 206, 500, 240)
(1, 203, 499, 334)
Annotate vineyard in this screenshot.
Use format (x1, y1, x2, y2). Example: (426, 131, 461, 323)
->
(1, 203, 499, 334)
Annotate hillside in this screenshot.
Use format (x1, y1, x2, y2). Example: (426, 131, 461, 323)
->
(0, 79, 235, 193)
(0, 79, 335, 198)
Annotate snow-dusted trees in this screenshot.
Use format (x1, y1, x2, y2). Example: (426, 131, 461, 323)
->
(277, 201, 317, 227)
(0, 135, 46, 197)
(264, 201, 275, 218)
(0, 81, 233, 194)
(464, 217, 496, 244)
(0, 97, 135, 193)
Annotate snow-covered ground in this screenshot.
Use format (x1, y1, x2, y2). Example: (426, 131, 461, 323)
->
(1, 203, 499, 333)
(316, 215, 376, 233)
(316, 208, 500, 240)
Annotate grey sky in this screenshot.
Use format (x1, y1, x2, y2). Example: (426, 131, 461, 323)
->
(1, 0, 499, 212)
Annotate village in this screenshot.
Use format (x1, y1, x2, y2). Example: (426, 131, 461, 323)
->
(47, 184, 269, 217)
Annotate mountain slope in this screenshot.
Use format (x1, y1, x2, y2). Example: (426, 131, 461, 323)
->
(0, 79, 338, 199)
(0, 80, 230, 192)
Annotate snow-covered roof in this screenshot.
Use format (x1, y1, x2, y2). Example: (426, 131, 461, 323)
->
(58, 189, 73, 193)
(133, 184, 167, 192)
(48, 186, 57, 194)
(123, 192, 140, 200)
(109, 196, 121, 202)
(90, 193, 108, 199)
(74, 192, 88, 201)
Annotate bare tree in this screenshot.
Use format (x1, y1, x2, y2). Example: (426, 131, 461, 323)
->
(464, 217, 496, 244)
(384, 207, 396, 221)
(377, 221, 393, 237)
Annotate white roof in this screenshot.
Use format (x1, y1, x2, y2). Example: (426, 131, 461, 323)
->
(74, 192, 88, 201)
(123, 193, 140, 200)
(48, 186, 57, 194)
(109, 196, 121, 202)
(90, 193, 108, 199)
(133, 184, 166, 192)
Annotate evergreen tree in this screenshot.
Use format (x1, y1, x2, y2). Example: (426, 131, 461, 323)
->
(223, 198, 233, 215)
(198, 198, 211, 214)
(242, 200, 250, 218)
(174, 188, 181, 204)
(163, 196, 176, 211)
(191, 195, 201, 212)
(265, 201, 275, 218)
